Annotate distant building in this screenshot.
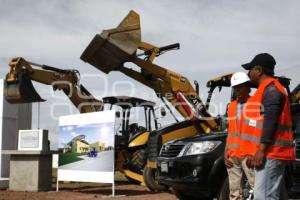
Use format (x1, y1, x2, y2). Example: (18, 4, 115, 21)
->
(62, 145, 71, 153)
(105, 146, 114, 151)
(89, 141, 105, 152)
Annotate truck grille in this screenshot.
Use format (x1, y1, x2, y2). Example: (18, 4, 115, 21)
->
(295, 139, 300, 161)
(160, 144, 185, 158)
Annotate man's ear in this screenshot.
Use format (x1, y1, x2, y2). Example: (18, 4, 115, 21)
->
(256, 66, 263, 76)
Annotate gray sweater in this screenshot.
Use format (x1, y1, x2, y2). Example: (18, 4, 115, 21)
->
(260, 84, 285, 144)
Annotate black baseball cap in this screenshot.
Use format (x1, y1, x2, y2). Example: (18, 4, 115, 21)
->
(242, 53, 276, 70)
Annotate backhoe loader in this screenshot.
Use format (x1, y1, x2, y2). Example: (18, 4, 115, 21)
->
(4, 57, 163, 185)
(80, 10, 224, 191)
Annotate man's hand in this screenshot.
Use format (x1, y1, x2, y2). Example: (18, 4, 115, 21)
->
(246, 156, 254, 168)
(251, 143, 267, 169)
(224, 150, 233, 168)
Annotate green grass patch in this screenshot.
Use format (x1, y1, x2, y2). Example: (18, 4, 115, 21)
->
(59, 152, 85, 166)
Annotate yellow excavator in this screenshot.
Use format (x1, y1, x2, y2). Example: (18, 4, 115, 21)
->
(4, 57, 166, 186)
(80, 10, 226, 190)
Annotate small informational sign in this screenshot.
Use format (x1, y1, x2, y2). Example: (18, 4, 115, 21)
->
(19, 131, 39, 148)
(18, 130, 48, 151)
(52, 154, 59, 168)
(57, 110, 115, 194)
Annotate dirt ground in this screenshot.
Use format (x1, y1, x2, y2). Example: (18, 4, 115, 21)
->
(0, 182, 177, 200)
(1, 183, 300, 200)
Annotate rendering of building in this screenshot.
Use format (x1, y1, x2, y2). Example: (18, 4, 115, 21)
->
(63, 135, 105, 154)
(72, 140, 89, 153)
(89, 141, 105, 152)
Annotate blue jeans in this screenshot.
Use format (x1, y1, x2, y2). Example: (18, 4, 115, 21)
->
(253, 158, 287, 200)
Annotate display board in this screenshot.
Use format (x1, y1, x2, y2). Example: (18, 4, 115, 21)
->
(57, 110, 115, 193)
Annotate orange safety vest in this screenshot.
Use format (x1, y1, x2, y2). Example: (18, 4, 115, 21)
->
(241, 78, 294, 160)
(226, 100, 245, 158)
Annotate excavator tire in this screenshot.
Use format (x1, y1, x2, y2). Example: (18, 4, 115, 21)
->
(143, 166, 169, 192)
(130, 149, 146, 171)
(125, 149, 146, 184)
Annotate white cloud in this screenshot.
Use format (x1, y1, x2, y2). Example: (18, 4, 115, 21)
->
(70, 131, 78, 137)
(66, 126, 74, 131)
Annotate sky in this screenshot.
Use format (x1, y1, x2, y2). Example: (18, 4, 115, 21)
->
(0, 0, 299, 149)
(59, 123, 115, 148)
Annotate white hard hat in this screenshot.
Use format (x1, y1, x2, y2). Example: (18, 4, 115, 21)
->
(231, 72, 250, 87)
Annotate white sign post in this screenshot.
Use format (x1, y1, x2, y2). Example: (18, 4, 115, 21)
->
(57, 110, 115, 196)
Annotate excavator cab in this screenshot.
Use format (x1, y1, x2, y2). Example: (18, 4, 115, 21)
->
(103, 96, 158, 148)
(102, 96, 162, 183)
(4, 57, 45, 103)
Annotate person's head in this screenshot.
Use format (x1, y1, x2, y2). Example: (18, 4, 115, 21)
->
(241, 53, 276, 85)
(231, 72, 251, 103)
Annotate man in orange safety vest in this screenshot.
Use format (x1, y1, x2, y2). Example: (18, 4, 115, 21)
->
(224, 72, 254, 200)
(241, 53, 294, 200)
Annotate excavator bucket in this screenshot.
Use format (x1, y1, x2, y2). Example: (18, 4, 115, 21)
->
(4, 72, 45, 103)
(80, 10, 141, 73)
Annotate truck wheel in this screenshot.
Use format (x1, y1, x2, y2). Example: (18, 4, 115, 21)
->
(217, 176, 229, 200)
(143, 166, 169, 192)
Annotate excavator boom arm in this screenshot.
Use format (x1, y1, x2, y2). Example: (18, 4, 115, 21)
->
(5, 57, 103, 113)
(81, 10, 218, 132)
